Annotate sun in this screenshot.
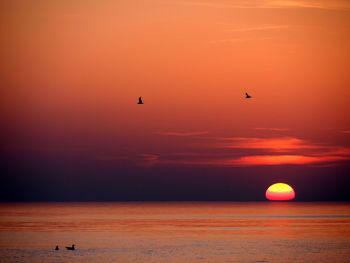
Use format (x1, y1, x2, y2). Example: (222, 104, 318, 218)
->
(266, 183, 295, 201)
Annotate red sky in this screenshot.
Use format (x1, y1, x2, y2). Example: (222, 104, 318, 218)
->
(1, 0, 350, 200)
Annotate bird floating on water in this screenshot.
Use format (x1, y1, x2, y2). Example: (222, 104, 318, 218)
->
(55, 246, 59, 250)
(245, 92, 251, 99)
(66, 244, 76, 250)
(137, 97, 144, 104)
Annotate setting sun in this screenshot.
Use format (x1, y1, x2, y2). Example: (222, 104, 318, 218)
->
(266, 183, 295, 201)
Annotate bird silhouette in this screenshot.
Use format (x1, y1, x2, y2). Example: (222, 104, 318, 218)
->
(245, 92, 251, 99)
(55, 246, 59, 251)
(65, 244, 75, 250)
(137, 97, 144, 104)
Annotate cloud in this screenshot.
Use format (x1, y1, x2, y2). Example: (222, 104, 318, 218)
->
(228, 155, 349, 166)
(156, 136, 350, 167)
(254, 128, 289, 132)
(211, 25, 288, 44)
(95, 136, 350, 168)
(268, 0, 350, 10)
(96, 153, 160, 167)
(210, 38, 253, 44)
(341, 130, 350, 134)
(4, 144, 85, 153)
(215, 137, 323, 152)
(229, 25, 289, 32)
(177, 0, 350, 10)
(163, 154, 349, 166)
(138, 154, 160, 167)
(156, 131, 209, 136)
(96, 155, 129, 161)
(313, 147, 350, 156)
(176, 1, 268, 9)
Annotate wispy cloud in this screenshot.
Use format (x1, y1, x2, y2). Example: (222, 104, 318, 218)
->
(210, 36, 275, 44)
(211, 24, 288, 44)
(228, 155, 349, 166)
(164, 154, 349, 166)
(229, 25, 289, 32)
(254, 127, 289, 132)
(313, 147, 350, 156)
(210, 38, 252, 44)
(176, 1, 268, 9)
(269, 0, 350, 10)
(156, 131, 209, 136)
(178, 0, 350, 10)
(139, 154, 160, 167)
(95, 136, 350, 168)
(155, 136, 350, 167)
(341, 130, 350, 134)
(96, 153, 160, 167)
(96, 155, 129, 161)
(215, 137, 323, 152)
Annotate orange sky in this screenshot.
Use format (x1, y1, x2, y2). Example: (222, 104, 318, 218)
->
(2, 0, 350, 169)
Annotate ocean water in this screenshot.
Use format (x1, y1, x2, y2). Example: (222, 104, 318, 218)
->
(0, 202, 349, 263)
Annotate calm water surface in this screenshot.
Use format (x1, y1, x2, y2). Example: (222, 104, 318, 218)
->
(0, 202, 349, 263)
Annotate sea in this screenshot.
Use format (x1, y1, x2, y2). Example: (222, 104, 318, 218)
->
(0, 202, 349, 263)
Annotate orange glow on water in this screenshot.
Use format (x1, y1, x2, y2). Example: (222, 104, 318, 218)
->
(266, 183, 295, 201)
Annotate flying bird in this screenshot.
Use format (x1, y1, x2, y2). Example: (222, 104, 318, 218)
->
(245, 92, 251, 99)
(137, 97, 144, 104)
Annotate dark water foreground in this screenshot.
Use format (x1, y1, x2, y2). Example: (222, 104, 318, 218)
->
(0, 202, 349, 263)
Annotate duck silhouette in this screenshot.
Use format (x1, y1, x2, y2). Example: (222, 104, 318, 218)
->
(137, 97, 144, 104)
(55, 245, 59, 251)
(245, 92, 251, 99)
(65, 244, 75, 250)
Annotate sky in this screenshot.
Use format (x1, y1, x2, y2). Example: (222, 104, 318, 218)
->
(1, 0, 350, 201)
